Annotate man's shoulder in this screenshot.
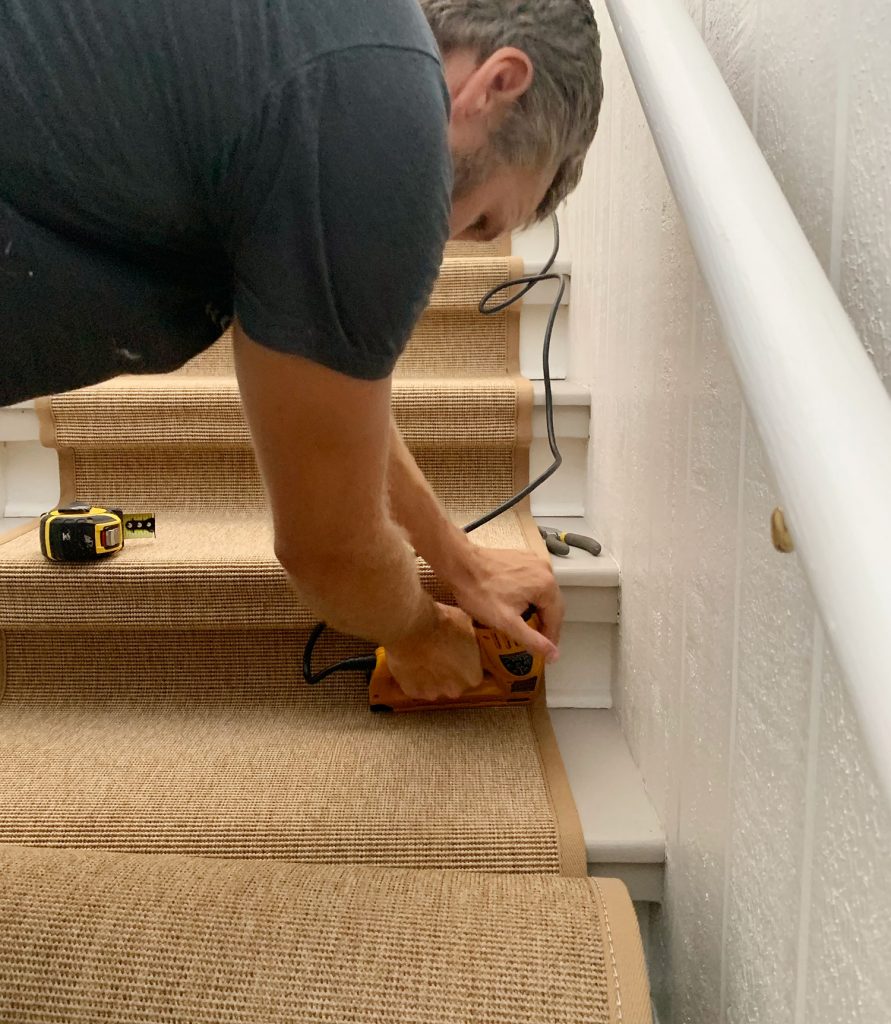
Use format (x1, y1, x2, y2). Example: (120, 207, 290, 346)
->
(229, 34, 450, 381)
(272, 0, 441, 68)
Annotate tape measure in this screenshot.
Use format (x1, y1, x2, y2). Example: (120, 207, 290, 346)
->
(39, 504, 155, 562)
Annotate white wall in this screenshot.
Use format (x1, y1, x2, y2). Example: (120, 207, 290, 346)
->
(568, 1, 891, 1021)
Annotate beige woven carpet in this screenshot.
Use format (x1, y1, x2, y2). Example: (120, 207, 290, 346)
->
(0, 239, 651, 1021)
(0, 846, 650, 1024)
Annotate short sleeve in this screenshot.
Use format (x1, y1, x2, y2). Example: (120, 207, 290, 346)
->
(222, 47, 451, 380)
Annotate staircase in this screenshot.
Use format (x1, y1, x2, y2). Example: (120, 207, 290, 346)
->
(0, 231, 660, 1019)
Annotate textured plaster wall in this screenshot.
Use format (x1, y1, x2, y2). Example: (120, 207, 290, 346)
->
(567, 1, 891, 1021)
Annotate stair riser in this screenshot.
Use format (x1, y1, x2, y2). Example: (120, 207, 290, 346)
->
(0, 557, 451, 631)
(2, 628, 371, 704)
(521, 306, 569, 380)
(546, 623, 614, 709)
(43, 380, 529, 450)
(77, 447, 518, 515)
(530, 436, 589, 518)
(2, 624, 614, 709)
(2, 436, 587, 518)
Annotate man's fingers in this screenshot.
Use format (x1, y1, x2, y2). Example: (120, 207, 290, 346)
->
(535, 588, 565, 646)
(506, 617, 559, 663)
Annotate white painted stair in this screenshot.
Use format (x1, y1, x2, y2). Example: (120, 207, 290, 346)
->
(539, 511, 619, 710)
(540, 514, 664, 901)
(553, 708, 664, 903)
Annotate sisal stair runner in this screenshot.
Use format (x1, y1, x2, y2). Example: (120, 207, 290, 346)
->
(0, 240, 651, 1022)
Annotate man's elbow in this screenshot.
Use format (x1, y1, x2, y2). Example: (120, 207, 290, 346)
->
(275, 535, 329, 587)
(274, 530, 363, 605)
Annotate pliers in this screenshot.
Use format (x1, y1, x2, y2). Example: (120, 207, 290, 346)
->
(538, 526, 602, 558)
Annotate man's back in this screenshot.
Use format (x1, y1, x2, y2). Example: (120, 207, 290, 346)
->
(0, 0, 440, 258)
(0, 0, 451, 402)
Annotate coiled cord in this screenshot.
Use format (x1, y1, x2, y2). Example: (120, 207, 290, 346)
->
(461, 213, 564, 532)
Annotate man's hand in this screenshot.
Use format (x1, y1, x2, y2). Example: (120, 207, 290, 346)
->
(385, 603, 483, 700)
(447, 546, 564, 662)
(385, 418, 563, 662)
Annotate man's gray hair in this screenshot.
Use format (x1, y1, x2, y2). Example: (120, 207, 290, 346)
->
(419, 0, 604, 219)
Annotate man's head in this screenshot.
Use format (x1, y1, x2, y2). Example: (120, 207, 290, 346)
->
(419, 0, 604, 240)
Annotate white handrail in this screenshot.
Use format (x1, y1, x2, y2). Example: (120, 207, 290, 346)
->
(605, 0, 891, 803)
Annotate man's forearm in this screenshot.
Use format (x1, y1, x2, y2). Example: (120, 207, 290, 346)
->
(233, 326, 439, 649)
(276, 496, 438, 648)
(385, 419, 478, 588)
(285, 421, 465, 645)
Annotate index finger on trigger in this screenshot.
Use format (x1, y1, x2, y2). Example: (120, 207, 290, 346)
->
(535, 584, 565, 646)
(509, 616, 559, 663)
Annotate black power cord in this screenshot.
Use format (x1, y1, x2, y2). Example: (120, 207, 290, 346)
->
(303, 619, 375, 685)
(303, 213, 566, 685)
(461, 214, 564, 532)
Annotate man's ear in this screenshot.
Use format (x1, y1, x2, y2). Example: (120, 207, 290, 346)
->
(451, 46, 534, 120)
(480, 47, 534, 108)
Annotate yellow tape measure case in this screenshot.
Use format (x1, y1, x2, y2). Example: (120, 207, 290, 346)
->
(39, 505, 154, 562)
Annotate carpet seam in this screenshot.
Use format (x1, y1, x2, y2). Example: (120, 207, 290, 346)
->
(591, 878, 623, 1022)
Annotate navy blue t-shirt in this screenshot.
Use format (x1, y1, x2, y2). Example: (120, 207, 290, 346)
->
(0, 0, 451, 400)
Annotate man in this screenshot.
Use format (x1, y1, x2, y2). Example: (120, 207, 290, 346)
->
(0, 0, 603, 698)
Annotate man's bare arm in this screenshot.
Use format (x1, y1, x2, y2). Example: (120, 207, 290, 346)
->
(233, 323, 441, 646)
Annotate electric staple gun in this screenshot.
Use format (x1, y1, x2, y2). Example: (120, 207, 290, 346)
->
(367, 606, 545, 713)
(303, 607, 545, 713)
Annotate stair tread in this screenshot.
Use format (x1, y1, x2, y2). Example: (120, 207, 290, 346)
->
(537, 516, 619, 588)
(0, 510, 531, 567)
(552, 708, 664, 866)
(530, 380, 590, 404)
(2, 846, 647, 1024)
(0, 511, 543, 628)
(0, 688, 662, 879)
(7, 379, 591, 416)
(0, 517, 620, 632)
(0, 677, 571, 874)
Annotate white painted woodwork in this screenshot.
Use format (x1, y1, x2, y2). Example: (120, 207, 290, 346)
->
(551, 708, 665, 900)
(541, 511, 619, 708)
(516, 222, 571, 379)
(3, 440, 59, 517)
(520, 305, 569, 380)
(512, 213, 568, 264)
(531, 380, 590, 438)
(0, 405, 37, 442)
(536, 513, 618, 627)
(530, 379, 591, 517)
(575, 0, 891, 1019)
(545, 622, 613, 709)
